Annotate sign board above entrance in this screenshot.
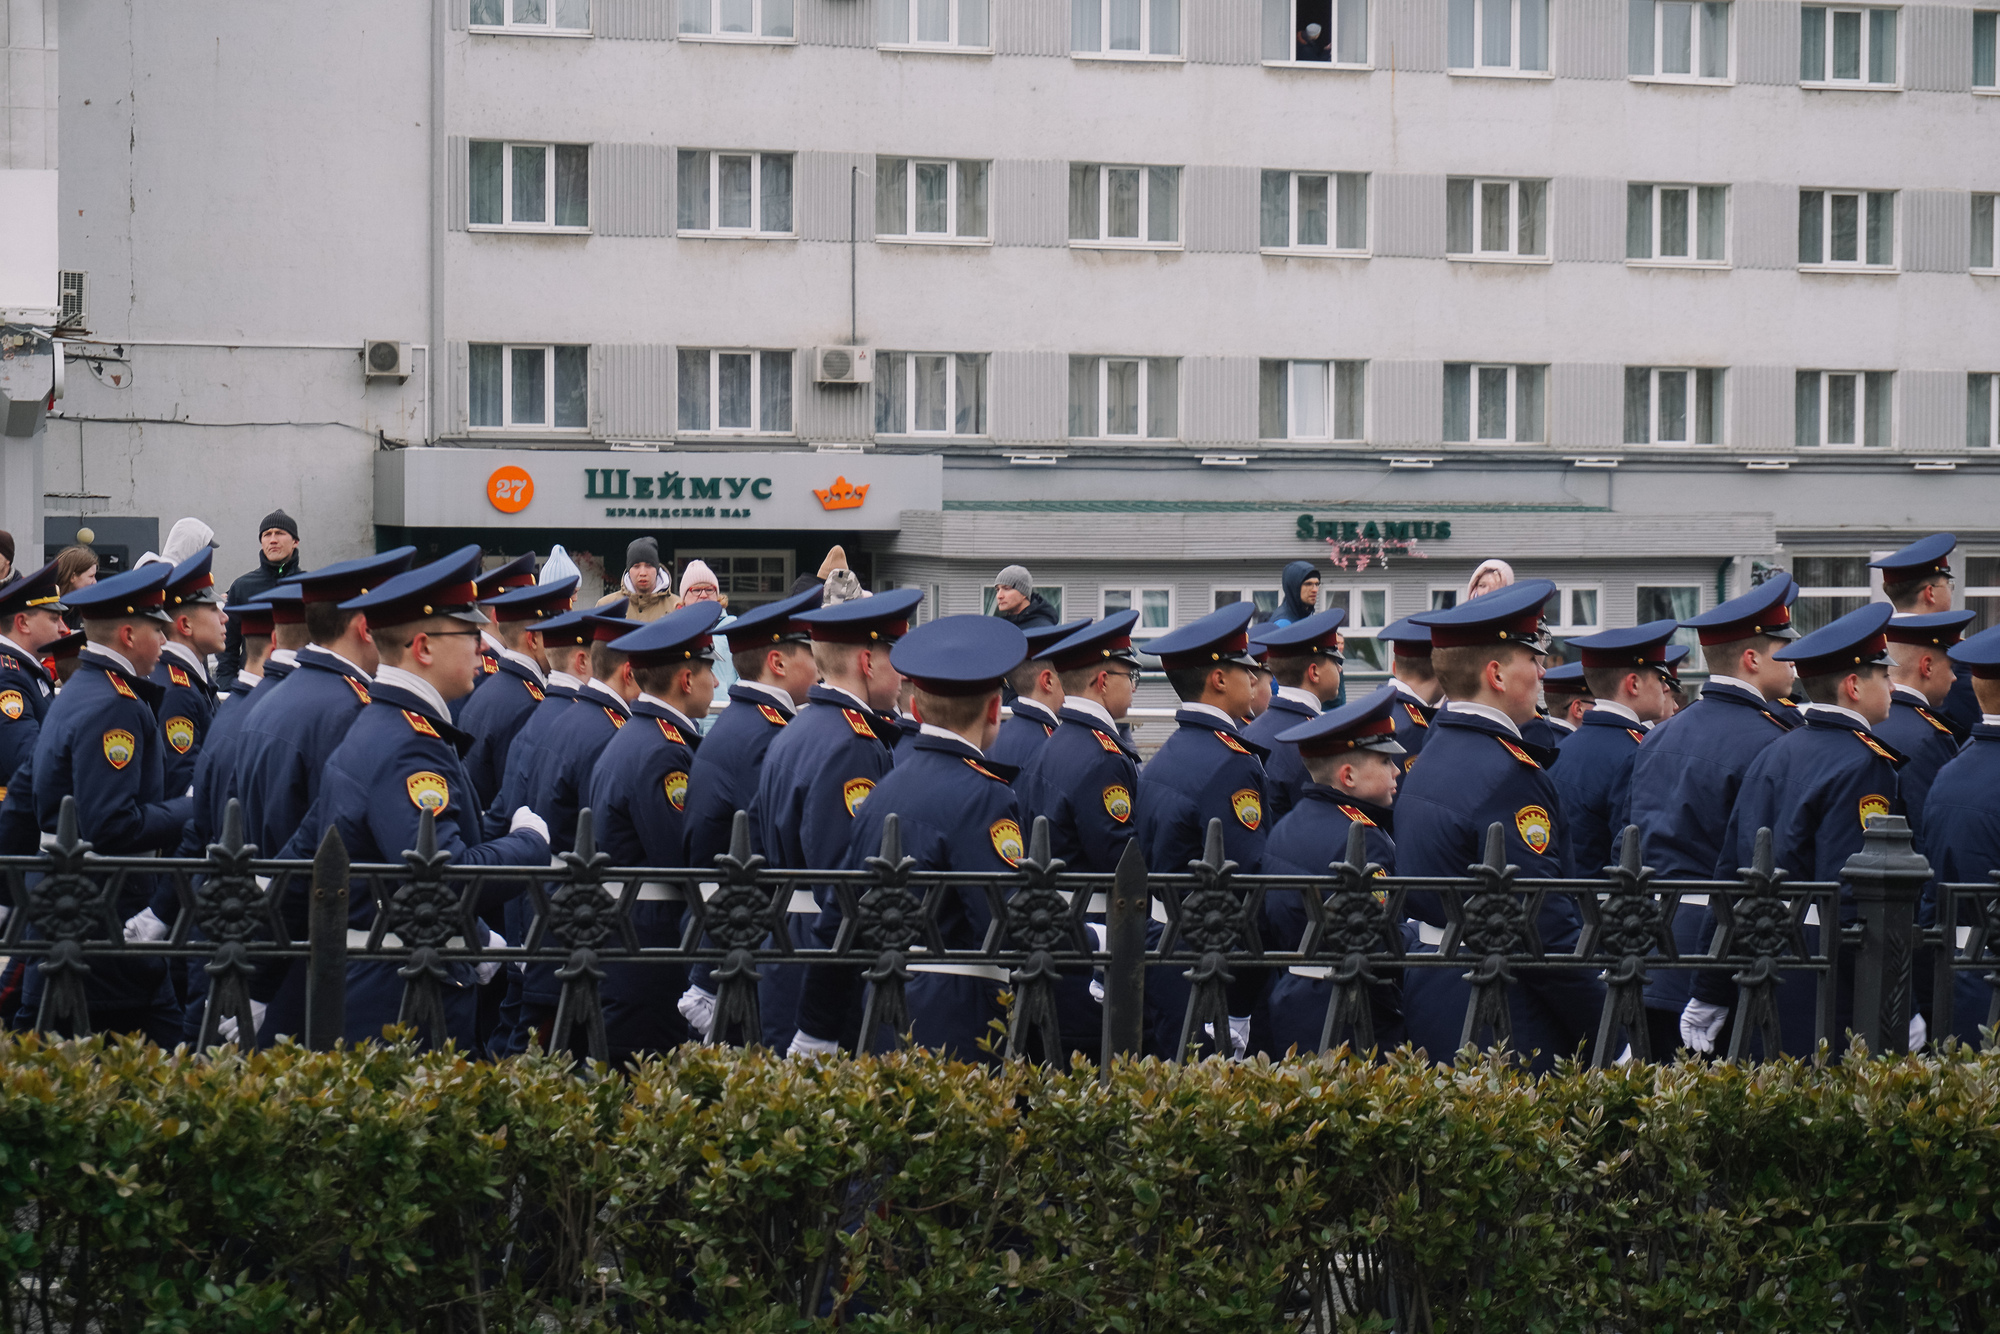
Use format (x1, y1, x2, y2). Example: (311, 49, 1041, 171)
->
(376, 449, 943, 532)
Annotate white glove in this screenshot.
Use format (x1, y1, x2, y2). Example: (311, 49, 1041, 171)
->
(475, 925, 509, 986)
(1089, 976, 1106, 1005)
(786, 1029, 840, 1059)
(678, 985, 719, 1039)
(1679, 998, 1729, 1053)
(1085, 922, 1109, 950)
(122, 907, 170, 942)
(1229, 1014, 1251, 1058)
(217, 999, 268, 1044)
(509, 806, 550, 842)
(1909, 1013, 1928, 1053)
(0, 903, 11, 929)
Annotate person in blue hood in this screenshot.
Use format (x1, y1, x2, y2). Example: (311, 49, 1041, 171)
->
(1273, 560, 1321, 628)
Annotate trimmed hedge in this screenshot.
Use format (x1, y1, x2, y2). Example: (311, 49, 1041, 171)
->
(3, 1034, 2000, 1332)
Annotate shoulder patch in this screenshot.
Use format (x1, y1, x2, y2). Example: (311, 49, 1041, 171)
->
(163, 716, 196, 754)
(0, 690, 21, 720)
(1337, 803, 1376, 827)
(965, 758, 1010, 783)
(1858, 793, 1891, 828)
(343, 676, 371, 705)
(1094, 728, 1123, 754)
(990, 818, 1024, 866)
(1216, 730, 1252, 755)
(663, 769, 689, 811)
(403, 710, 441, 738)
(1403, 702, 1430, 728)
(1627, 728, 1647, 744)
(758, 704, 789, 727)
(1917, 707, 1954, 737)
(1231, 788, 1262, 830)
(167, 664, 192, 688)
(842, 707, 877, 738)
(0, 655, 14, 671)
(109, 674, 137, 700)
(604, 707, 626, 729)
(656, 719, 686, 746)
(101, 729, 136, 769)
(1041, 722, 1055, 737)
(841, 776, 874, 816)
(406, 771, 450, 812)
(1515, 805, 1553, 854)
(1858, 733, 1897, 762)
(525, 682, 545, 702)
(1498, 737, 1542, 768)
(1103, 784, 1133, 823)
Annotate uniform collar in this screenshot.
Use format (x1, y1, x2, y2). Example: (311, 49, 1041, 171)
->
(1985, 714, 2000, 727)
(1444, 700, 1523, 737)
(1273, 684, 1321, 713)
(0, 633, 49, 680)
(547, 669, 583, 691)
(731, 678, 797, 715)
(374, 664, 450, 719)
(1062, 696, 1119, 731)
(1800, 701, 1871, 730)
(1545, 715, 1577, 734)
(1389, 676, 1436, 708)
(300, 644, 371, 681)
(1300, 785, 1394, 831)
(1705, 673, 1773, 701)
(81, 642, 138, 677)
(481, 629, 505, 654)
(1180, 701, 1241, 731)
(1892, 684, 1934, 709)
(1009, 697, 1059, 727)
(637, 693, 699, 735)
(585, 678, 633, 716)
(497, 645, 548, 688)
(918, 721, 984, 755)
(813, 682, 872, 713)
(1587, 699, 1641, 724)
(162, 640, 210, 683)
(268, 647, 299, 667)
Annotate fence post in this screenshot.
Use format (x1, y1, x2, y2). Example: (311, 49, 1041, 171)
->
(1841, 813, 1929, 1056)
(304, 824, 350, 1051)
(1099, 838, 1147, 1079)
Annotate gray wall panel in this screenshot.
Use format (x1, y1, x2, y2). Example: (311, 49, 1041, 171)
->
(1548, 362, 1623, 447)
(799, 150, 871, 241)
(597, 0, 677, 38)
(800, 0, 875, 47)
(1906, 6, 1973, 93)
(1729, 364, 1795, 450)
(448, 341, 468, 435)
(1732, 181, 1797, 269)
(1184, 165, 1258, 252)
(1556, 0, 1624, 79)
(1737, 1, 1800, 85)
(989, 349, 1067, 440)
(996, 0, 1069, 54)
(1553, 177, 1626, 262)
(1379, 0, 1445, 71)
(1898, 369, 1966, 452)
(448, 136, 468, 231)
(1190, 0, 1260, 64)
(1183, 355, 1257, 441)
(451, 0, 468, 31)
(597, 344, 678, 439)
(798, 381, 874, 441)
(595, 143, 676, 236)
(992, 158, 1069, 246)
(1374, 173, 1444, 258)
(1904, 189, 1971, 273)
(1371, 358, 1441, 444)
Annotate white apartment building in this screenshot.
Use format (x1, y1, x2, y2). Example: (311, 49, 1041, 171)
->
(49, 0, 2000, 678)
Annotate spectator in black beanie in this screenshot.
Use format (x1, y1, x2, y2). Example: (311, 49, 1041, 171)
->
(217, 509, 306, 684)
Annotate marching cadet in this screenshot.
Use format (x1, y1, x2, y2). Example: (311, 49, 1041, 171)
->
(787, 614, 1028, 1061)
(456, 575, 579, 810)
(1135, 601, 1271, 1056)
(1261, 683, 1409, 1056)
(1660, 645, 1691, 717)
(20, 564, 191, 1044)
(587, 601, 725, 1062)
(151, 548, 228, 798)
(1916, 624, 2000, 1044)
(753, 588, 916, 1049)
(1533, 662, 1593, 741)
(674, 587, 821, 1038)
(252, 584, 307, 691)
(1377, 616, 1442, 763)
(1242, 606, 1347, 823)
(280, 547, 549, 1048)
(1243, 639, 1274, 722)
(0, 558, 69, 788)
(1870, 534, 1980, 732)
(1627, 576, 1799, 1054)
(1876, 610, 1975, 835)
(1682, 602, 1906, 1057)
(1396, 580, 1605, 1072)
(470, 552, 539, 683)
(987, 619, 1088, 771)
(1550, 621, 1679, 876)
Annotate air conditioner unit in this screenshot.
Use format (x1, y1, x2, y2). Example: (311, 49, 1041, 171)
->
(363, 339, 411, 380)
(57, 271, 86, 327)
(813, 345, 872, 384)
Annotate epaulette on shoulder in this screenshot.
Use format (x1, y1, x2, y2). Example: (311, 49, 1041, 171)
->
(1497, 737, 1542, 768)
(1858, 732, 1898, 763)
(1336, 803, 1376, 827)
(965, 758, 1009, 783)
(1094, 729, 1123, 754)
(402, 710, 441, 738)
(1216, 730, 1251, 755)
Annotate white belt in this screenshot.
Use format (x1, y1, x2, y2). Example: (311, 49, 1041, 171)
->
(908, 962, 1012, 983)
(788, 889, 820, 914)
(1679, 893, 1708, 907)
(348, 929, 469, 951)
(1068, 890, 1170, 925)
(632, 881, 682, 903)
(1417, 922, 1445, 946)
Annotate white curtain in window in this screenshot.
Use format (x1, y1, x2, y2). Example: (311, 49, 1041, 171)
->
(1293, 361, 1330, 438)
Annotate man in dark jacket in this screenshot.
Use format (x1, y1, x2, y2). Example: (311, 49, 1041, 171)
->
(992, 564, 1058, 630)
(216, 510, 305, 684)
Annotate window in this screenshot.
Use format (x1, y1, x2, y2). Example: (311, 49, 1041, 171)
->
(1213, 587, 1283, 622)
(675, 551, 794, 609)
(1796, 370, 1892, 448)
(469, 142, 589, 230)
(985, 586, 1065, 617)
(469, 344, 588, 430)
(1323, 587, 1390, 669)
(1070, 164, 1181, 247)
(1979, 11, 1997, 88)
(1626, 183, 1726, 263)
(1260, 171, 1368, 252)
(1448, 0, 1549, 72)
(1543, 586, 1602, 635)
(1971, 374, 1999, 450)
(1103, 587, 1173, 640)
(1624, 368, 1724, 444)
(677, 349, 793, 434)
(471, 0, 590, 32)
(1429, 588, 1459, 611)
(1261, 0, 1368, 64)
(1259, 360, 1366, 441)
(1069, 356, 1179, 438)
(875, 158, 989, 241)
(680, 0, 794, 40)
(879, 0, 990, 48)
(1791, 556, 1872, 635)
(1444, 364, 1546, 443)
(677, 151, 795, 235)
(1800, 6, 1897, 86)
(1447, 178, 1547, 259)
(875, 353, 988, 435)
(1965, 556, 2000, 635)
(1629, 0, 1730, 79)
(1072, 0, 1182, 57)
(1974, 194, 1997, 271)
(1636, 585, 1704, 653)
(1798, 189, 1894, 268)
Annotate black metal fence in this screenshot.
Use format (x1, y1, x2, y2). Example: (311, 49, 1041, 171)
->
(4, 796, 1996, 1067)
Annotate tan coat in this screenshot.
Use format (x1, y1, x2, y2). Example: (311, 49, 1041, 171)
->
(596, 585, 677, 622)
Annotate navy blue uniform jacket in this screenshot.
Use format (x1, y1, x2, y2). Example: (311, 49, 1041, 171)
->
(456, 655, 547, 812)
(1519, 715, 1572, 755)
(1137, 709, 1269, 875)
(0, 639, 55, 795)
(1242, 690, 1319, 824)
(235, 646, 375, 858)
(1552, 709, 1648, 876)
(685, 683, 794, 868)
(1915, 723, 2000, 1044)
(1873, 688, 1962, 837)
(149, 648, 218, 798)
(1016, 705, 1141, 874)
(1940, 666, 1981, 735)
(987, 698, 1059, 773)
(1388, 689, 1437, 770)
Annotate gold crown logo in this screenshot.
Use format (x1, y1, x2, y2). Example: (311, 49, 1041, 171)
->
(813, 476, 869, 511)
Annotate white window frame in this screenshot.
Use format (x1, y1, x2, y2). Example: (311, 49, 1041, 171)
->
(1446, 177, 1549, 263)
(1323, 585, 1390, 627)
(470, 0, 592, 34)
(874, 158, 991, 244)
(1629, 0, 1732, 83)
(1796, 369, 1893, 448)
(1624, 367, 1725, 446)
(1260, 0, 1372, 68)
(1069, 164, 1182, 250)
(874, 352, 989, 437)
(1790, 555, 1877, 636)
(1968, 374, 1998, 450)
(676, 348, 795, 436)
(1211, 587, 1285, 625)
(676, 150, 796, 238)
(1447, 0, 1551, 76)
(1069, 356, 1180, 440)
(1797, 188, 1897, 271)
(1071, 0, 1185, 61)
(1977, 11, 1998, 91)
(878, 0, 993, 50)
(1973, 194, 1997, 273)
(1800, 5, 1900, 89)
(1103, 586, 1176, 640)
(983, 584, 1066, 618)
(1259, 170, 1370, 254)
(678, 0, 796, 43)
(1444, 363, 1546, 444)
(1544, 584, 1603, 633)
(468, 343, 590, 432)
(468, 141, 591, 232)
(1626, 183, 1728, 267)
(1427, 586, 1461, 612)
(675, 550, 797, 606)
(1259, 359, 1366, 442)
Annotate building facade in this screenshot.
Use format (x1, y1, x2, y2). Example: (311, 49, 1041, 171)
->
(50, 0, 2000, 677)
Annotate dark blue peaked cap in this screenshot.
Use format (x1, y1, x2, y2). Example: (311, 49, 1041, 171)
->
(721, 586, 823, 648)
(1870, 533, 1956, 581)
(474, 552, 539, 596)
(1257, 606, 1347, 659)
(1275, 682, 1406, 757)
(1776, 601, 1893, 675)
(1377, 615, 1433, 656)
(1682, 574, 1798, 644)
(1569, 618, 1680, 669)
(281, 546, 417, 604)
(797, 587, 925, 644)
(1046, 610, 1141, 672)
(537, 601, 618, 649)
(0, 557, 65, 618)
(1146, 601, 1259, 670)
(890, 614, 1028, 695)
(65, 562, 172, 623)
(1542, 660, 1590, 695)
(1885, 610, 1976, 647)
(610, 600, 725, 666)
(1410, 579, 1555, 648)
(1947, 624, 2000, 679)
(164, 547, 222, 610)
(1024, 617, 1092, 659)
(341, 544, 488, 626)
(480, 576, 578, 623)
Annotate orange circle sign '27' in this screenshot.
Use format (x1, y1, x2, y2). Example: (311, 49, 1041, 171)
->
(487, 466, 534, 514)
